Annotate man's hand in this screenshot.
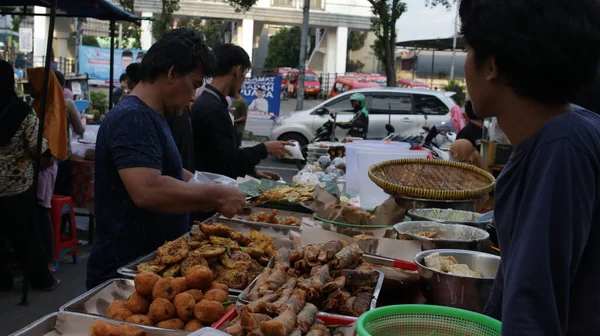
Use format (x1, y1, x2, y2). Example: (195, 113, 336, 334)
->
(214, 185, 246, 218)
(255, 170, 281, 181)
(264, 141, 294, 159)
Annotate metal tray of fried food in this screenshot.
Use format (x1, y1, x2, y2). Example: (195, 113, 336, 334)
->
(224, 208, 310, 232)
(9, 311, 189, 336)
(59, 278, 238, 317)
(235, 267, 384, 320)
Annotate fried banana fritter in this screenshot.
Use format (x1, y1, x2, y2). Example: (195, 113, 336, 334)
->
(136, 259, 166, 274)
(157, 238, 189, 265)
(214, 265, 249, 290)
(193, 245, 226, 259)
(209, 236, 241, 249)
(220, 250, 253, 270)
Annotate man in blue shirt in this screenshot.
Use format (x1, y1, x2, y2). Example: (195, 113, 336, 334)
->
(460, 1, 600, 334)
(87, 28, 246, 289)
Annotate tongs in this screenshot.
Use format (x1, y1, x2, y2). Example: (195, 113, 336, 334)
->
(363, 253, 418, 271)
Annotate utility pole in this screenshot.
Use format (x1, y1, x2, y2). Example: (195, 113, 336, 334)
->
(295, 0, 310, 111)
(449, 3, 459, 81)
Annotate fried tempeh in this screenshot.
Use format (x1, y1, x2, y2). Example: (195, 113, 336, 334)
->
(297, 303, 318, 334)
(259, 309, 297, 336)
(329, 243, 363, 269)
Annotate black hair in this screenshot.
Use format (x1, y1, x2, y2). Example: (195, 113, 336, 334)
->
(212, 43, 251, 77)
(460, 0, 600, 104)
(0, 60, 15, 93)
(126, 63, 142, 86)
(53, 70, 65, 87)
(257, 88, 264, 92)
(572, 68, 600, 114)
(122, 50, 133, 58)
(119, 73, 127, 82)
(464, 99, 479, 120)
(139, 28, 217, 83)
(136, 52, 145, 61)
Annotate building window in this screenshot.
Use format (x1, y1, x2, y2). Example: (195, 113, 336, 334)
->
(271, 0, 295, 8)
(310, 0, 324, 10)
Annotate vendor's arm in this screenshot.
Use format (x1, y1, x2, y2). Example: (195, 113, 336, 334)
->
(483, 261, 504, 321)
(66, 99, 86, 136)
(499, 140, 595, 335)
(183, 168, 193, 182)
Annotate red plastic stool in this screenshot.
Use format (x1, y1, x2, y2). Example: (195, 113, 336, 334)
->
(50, 195, 79, 270)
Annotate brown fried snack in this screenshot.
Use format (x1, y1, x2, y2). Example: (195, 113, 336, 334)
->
(90, 320, 123, 336)
(223, 316, 244, 336)
(173, 277, 187, 292)
(331, 269, 378, 286)
(214, 265, 249, 290)
(152, 277, 181, 301)
(126, 292, 151, 314)
(173, 292, 196, 321)
(193, 245, 227, 259)
(189, 231, 207, 249)
(134, 272, 161, 296)
(200, 223, 233, 237)
(181, 253, 209, 276)
(248, 230, 275, 257)
(246, 268, 271, 301)
(329, 243, 363, 270)
(228, 231, 252, 246)
(136, 260, 166, 274)
(209, 282, 229, 292)
(210, 236, 241, 249)
(297, 303, 318, 334)
(161, 263, 181, 278)
(121, 324, 149, 336)
(242, 246, 265, 258)
(107, 300, 133, 321)
(194, 299, 226, 324)
(126, 314, 154, 326)
(156, 318, 184, 330)
(240, 305, 272, 332)
(220, 250, 253, 270)
(259, 309, 297, 336)
(148, 298, 175, 322)
(156, 238, 189, 265)
(185, 289, 204, 302)
(203, 288, 228, 303)
(185, 265, 213, 290)
(184, 319, 204, 331)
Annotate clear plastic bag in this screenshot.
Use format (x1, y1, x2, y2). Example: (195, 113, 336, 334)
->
(189, 171, 238, 186)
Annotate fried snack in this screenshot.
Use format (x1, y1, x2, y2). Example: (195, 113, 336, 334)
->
(224, 316, 244, 336)
(185, 265, 213, 290)
(317, 240, 344, 263)
(297, 303, 318, 334)
(259, 309, 297, 336)
(134, 272, 161, 296)
(200, 223, 233, 237)
(136, 260, 166, 274)
(148, 298, 176, 322)
(339, 297, 358, 317)
(289, 328, 303, 336)
(210, 281, 229, 292)
(305, 323, 330, 336)
(242, 246, 265, 259)
(353, 292, 372, 315)
(248, 230, 275, 257)
(162, 263, 181, 277)
(152, 277, 181, 301)
(221, 250, 253, 270)
(203, 288, 228, 302)
(329, 244, 363, 269)
(277, 289, 307, 315)
(247, 268, 272, 301)
(121, 324, 148, 336)
(331, 269, 379, 286)
(210, 236, 241, 249)
(107, 300, 133, 321)
(126, 314, 154, 326)
(189, 231, 207, 249)
(126, 292, 151, 314)
(258, 264, 287, 295)
(184, 319, 204, 331)
(90, 320, 123, 336)
(174, 292, 196, 321)
(424, 253, 460, 273)
(247, 293, 279, 313)
(156, 318, 184, 330)
(173, 277, 187, 291)
(156, 237, 189, 265)
(228, 230, 252, 246)
(322, 276, 346, 292)
(304, 244, 322, 263)
(194, 245, 227, 259)
(194, 300, 226, 324)
(214, 265, 249, 290)
(181, 253, 209, 276)
(416, 231, 440, 239)
(185, 289, 204, 302)
(240, 306, 272, 332)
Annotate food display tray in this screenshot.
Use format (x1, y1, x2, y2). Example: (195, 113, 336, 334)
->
(224, 208, 311, 232)
(235, 268, 384, 321)
(257, 202, 313, 214)
(60, 278, 239, 317)
(9, 311, 189, 336)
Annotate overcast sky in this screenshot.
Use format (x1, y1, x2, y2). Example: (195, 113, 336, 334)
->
(395, 0, 458, 42)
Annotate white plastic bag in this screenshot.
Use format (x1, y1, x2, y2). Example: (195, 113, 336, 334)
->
(284, 140, 304, 160)
(188, 327, 231, 336)
(189, 171, 238, 186)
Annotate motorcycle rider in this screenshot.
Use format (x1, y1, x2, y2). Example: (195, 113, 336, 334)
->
(338, 93, 369, 138)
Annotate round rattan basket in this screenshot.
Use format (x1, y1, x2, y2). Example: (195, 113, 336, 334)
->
(368, 159, 496, 201)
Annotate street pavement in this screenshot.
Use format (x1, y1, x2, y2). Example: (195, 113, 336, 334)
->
(245, 98, 322, 137)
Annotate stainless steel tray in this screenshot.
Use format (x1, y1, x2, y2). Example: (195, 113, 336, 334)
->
(10, 311, 189, 336)
(59, 278, 237, 320)
(235, 268, 384, 320)
(228, 207, 309, 232)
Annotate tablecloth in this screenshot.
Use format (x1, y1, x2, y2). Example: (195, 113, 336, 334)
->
(70, 159, 94, 209)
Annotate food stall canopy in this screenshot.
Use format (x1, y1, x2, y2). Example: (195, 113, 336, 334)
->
(0, 0, 141, 24)
(396, 36, 466, 51)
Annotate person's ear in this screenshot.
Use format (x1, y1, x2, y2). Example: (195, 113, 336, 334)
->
(167, 65, 176, 82)
(486, 56, 499, 81)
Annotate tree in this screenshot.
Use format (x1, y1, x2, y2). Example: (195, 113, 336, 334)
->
(346, 59, 365, 72)
(264, 27, 302, 69)
(368, 0, 407, 87)
(151, 0, 181, 40)
(348, 31, 367, 51)
(224, 0, 259, 12)
(424, 0, 454, 9)
(82, 35, 100, 47)
(444, 80, 466, 106)
(178, 18, 224, 49)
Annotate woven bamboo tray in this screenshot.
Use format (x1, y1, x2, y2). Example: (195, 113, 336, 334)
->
(368, 159, 496, 200)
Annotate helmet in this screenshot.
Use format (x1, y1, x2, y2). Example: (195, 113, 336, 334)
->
(349, 92, 366, 108)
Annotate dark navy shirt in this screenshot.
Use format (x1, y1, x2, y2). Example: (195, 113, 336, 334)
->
(87, 96, 188, 289)
(484, 106, 600, 335)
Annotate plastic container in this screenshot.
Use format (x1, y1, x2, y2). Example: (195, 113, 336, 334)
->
(358, 150, 428, 209)
(346, 141, 411, 194)
(356, 304, 501, 336)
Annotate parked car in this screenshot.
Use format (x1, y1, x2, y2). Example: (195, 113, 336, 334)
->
(271, 87, 457, 148)
(285, 69, 321, 98)
(329, 77, 380, 98)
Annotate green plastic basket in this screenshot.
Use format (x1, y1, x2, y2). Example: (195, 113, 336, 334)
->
(356, 305, 501, 336)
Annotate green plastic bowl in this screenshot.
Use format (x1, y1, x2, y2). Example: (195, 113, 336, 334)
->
(356, 304, 501, 336)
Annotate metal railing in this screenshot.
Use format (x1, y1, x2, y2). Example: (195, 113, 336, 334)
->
(32, 56, 76, 74)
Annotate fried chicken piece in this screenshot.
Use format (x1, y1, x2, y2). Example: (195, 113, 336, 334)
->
(180, 253, 208, 276)
(136, 259, 166, 274)
(259, 309, 297, 336)
(317, 240, 345, 263)
(243, 246, 265, 258)
(331, 269, 378, 286)
(89, 321, 123, 336)
(156, 238, 189, 265)
(221, 250, 253, 270)
(193, 245, 226, 259)
(329, 244, 363, 270)
(200, 223, 234, 237)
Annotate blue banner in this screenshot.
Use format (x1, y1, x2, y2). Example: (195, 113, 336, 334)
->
(78, 46, 146, 84)
(241, 76, 282, 120)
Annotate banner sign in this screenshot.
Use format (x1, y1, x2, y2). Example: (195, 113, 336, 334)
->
(78, 46, 146, 85)
(241, 76, 282, 120)
(18, 27, 32, 52)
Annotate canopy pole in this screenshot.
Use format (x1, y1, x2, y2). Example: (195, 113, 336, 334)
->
(109, 20, 116, 109)
(449, 3, 459, 81)
(22, 0, 57, 306)
(430, 50, 435, 86)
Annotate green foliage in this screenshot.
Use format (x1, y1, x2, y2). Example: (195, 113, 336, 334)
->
(82, 35, 100, 47)
(346, 59, 365, 72)
(265, 27, 302, 69)
(116, 0, 135, 12)
(368, 0, 407, 87)
(178, 17, 224, 48)
(90, 91, 108, 121)
(0, 6, 33, 31)
(225, 0, 259, 12)
(348, 31, 367, 51)
(151, 0, 181, 40)
(424, 0, 454, 9)
(443, 80, 466, 106)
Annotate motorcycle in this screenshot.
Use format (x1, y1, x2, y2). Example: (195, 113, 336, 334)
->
(295, 108, 338, 170)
